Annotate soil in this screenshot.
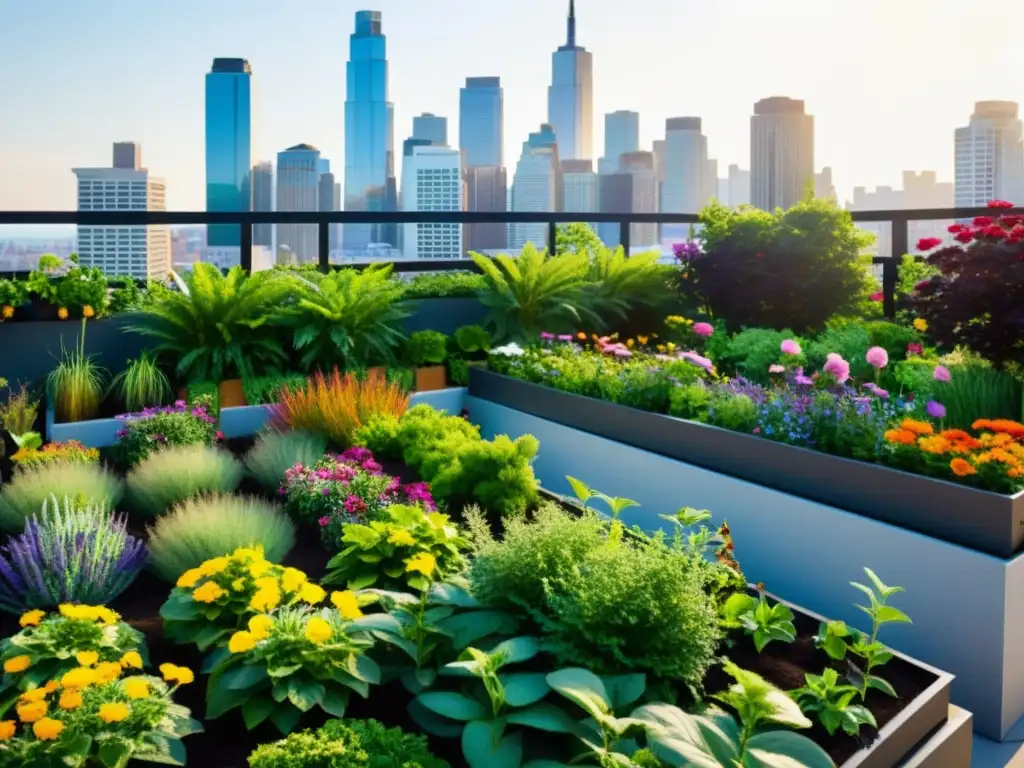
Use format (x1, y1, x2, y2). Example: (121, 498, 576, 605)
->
(0, 441, 939, 767)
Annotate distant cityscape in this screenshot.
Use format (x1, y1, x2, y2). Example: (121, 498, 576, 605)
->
(2, 3, 1022, 277)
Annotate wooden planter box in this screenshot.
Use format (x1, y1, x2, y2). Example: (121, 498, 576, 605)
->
(469, 368, 1024, 558)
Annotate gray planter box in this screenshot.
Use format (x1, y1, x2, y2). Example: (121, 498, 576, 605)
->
(469, 368, 1024, 558)
(402, 297, 486, 335)
(44, 402, 122, 448)
(467, 394, 1020, 742)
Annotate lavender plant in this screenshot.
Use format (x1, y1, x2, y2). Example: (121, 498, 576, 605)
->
(0, 495, 147, 612)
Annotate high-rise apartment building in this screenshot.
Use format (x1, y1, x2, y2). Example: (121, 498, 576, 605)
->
(463, 167, 508, 252)
(401, 145, 463, 260)
(412, 113, 447, 145)
(251, 161, 273, 248)
(276, 143, 321, 264)
(727, 164, 751, 206)
(319, 170, 341, 252)
(619, 151, 658, 247)
(344, 11, 396, 253)
(661, 117, 710, 215)
(510, 124, 559, 250)
(74, 143, 170, 280)
(561, 159, 597, 238)
(750, 97, 814, 212)
(205, 58, 252, 248)
(848, 171, 954, 257)
(547, 0, 593, 161)
(598, 111, 640, 174)
(955, 101, 1024, 207)
(459, 77, 503, 168)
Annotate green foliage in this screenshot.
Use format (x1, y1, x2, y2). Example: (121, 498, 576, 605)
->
(107, 351, 172, 412)
(107, 279, 145, 314)
(452, 325, 492, 357)
(46, 318, 107, 423)
(244, 430, 329, 491)
(937, 364, 1023, 427)
(792, 668, 877, 737)
(0, 384, 39, 436)
(112, 404, 218, 467)
(126, 444, 244, 517)
(402, 271, 486, 299)
(720, 591, 797, 652)
(691, 198, 875, 333)
(54, 265, 108, 316)
(284, 266, 410, 371)
(129, 264, 297, 382)
(710, 392, 759, 432)
(0, 462, 124, 532)
(584, 247, 678, 333)
(716, 328, 805, 384)
(248, 718, 450, 768)
(352, 414, 402, 459)
(0, 278, 28, 309)
(147, 494, 297, 582)
(555, 222, 604, 255)
(407, 331, 449, 367)
(242, 373, 307, 406)
(896, 254, 940, 298)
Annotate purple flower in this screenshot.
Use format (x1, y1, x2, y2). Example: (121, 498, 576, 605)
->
(361, 459, 382, 474)
(613, 348, 633, 358)
(540, 332, 555, 341)
(793, 367, 814, 386)
(769, 364, 785, 374)
(863, 383, 890, 399)
(780, 339, 802, 356)
(933, 365, 951, 383)
(823, 353, 851, 384)
(557, 334, 574, 342)
(321, 487, 331, 496)
(672, 241, 701, 262)
(692, 322, 714, 338)
(926, 400, 946, 419)
(339, 447, 373, 464)
(865, 346, 889, 369)
(277, 487, 287, 496)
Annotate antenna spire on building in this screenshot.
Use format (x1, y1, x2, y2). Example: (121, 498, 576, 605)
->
(567, 0, 576, 47)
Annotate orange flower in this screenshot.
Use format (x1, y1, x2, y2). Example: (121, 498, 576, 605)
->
(940, 429, 972, 442)
(950, 458, 976, 477)
(900, 419, 934, 436)
(917, 436, 952, 455)
(973, 419, 1024, 439)
(577, 332, 587, 340)
(884, 429, 917, 446)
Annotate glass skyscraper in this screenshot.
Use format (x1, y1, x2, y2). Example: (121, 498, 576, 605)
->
(205, 58, 252, 247)
(459, 77, 503, 168)
(344, 10, 396, 253)
(548, 1, 594, 161)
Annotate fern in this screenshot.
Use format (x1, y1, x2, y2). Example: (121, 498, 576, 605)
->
(584, 246, 676, 331)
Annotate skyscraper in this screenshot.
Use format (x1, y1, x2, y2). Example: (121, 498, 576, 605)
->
(412, 113, 448, 145)
(251, 161, 273, 248)
(619, 151, 658, 248)
(319, 169, 341, 254)
(561, 159, 597, 214)
(344, 10, 396, 253)
(661, 117, 711, 215)
(401, 145, 463, 259)
(464, 167, 508, 252)
(459, 77, 503, 168)
(598, 111, 639, 174)
(205, 58, 252, 248)
(954, 101, 1024, 207)
(510, 124, 560, 250)
(750, 97, 814, 212)
(727, 164, 751, 206)
(547, 0, 594, 161)
(276, 143, 321, 264)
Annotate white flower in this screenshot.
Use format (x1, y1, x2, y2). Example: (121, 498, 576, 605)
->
(491, 343, 525, 357)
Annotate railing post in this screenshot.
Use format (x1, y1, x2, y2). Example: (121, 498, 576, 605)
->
(547, 221, 558, 254)
(884, 214, 908, 319)
(317, 221, 330, 274)
(240, 218, 253, 273)
(618, 221, 631, 256)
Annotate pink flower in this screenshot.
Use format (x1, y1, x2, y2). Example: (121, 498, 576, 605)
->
(692, 322, 714, 338)
(557, 334, 573, 341)
(865, 346, 889, 369)
(906, 343, 923, 356)
(933, 365, 951, 383)
(613, 348, 633, 358)
(215, 430, 225, 441)
(679, 351, 714, 372)
(823, 353, 851, 384)
(318, 516, 331, 528)
(539, 332, 555, 341)
(869, 292, 883, 302)
(344, 495, 367, 514)
(780, 339, 801, 356)
(768, 364, 785, 374)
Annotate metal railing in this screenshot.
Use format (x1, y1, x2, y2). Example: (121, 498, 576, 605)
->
(0, 206, 1019, 319)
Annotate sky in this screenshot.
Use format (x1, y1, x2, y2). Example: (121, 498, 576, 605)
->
(0, 0, 1022, 217)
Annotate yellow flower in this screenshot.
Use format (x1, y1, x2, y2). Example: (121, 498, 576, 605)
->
(233, 546, 264, 561)
(250, 588, 280, 612)
(59, 604, 97, 621)
(59, 690, 83, 710)
(170, 666, 194, 685)
(192, 581, 226, 604)
(281, 568, 306, 593)
(405, 552, 436, 576)
(298, 583, 326, 605)
(228, 631, 257, 654)
(247, 615, 273, 640)
(32, 717, 64, 741)
(666, 342, 677, 353)
(0, 305, 13, 319)
(913, 318, 928, 332)
(57, 307, 69, 320)
(330, 591, 364, 620)
(75, 651, 99, 667)
(82, 305, 95, 318)
(254, 576, 279, 591)
(0, 721, 14, 740)
(249, 560, 272, 578)
(231, 578, 246, 591)
(198, 556, 230, 576)
(176, 568, 204, 589)
(387, 529, 416, 547)
(95, 607, 119, 626)
(19, 689, 47, 703)
(304, 616, 332, 645)
(122, 678, 150, 699)
(120, 651, 143, 670)
(61, 667, 97, 690)
(16, 700, 46, 723)
(4, 655, 31, 674)
(94, 662, 122, 684)
(42, 681, 60, 694)
(98, 702, 130, 724)
(18, 610, 45, 628)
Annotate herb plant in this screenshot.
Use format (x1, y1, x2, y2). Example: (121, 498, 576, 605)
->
(402, 271, 486, 299)
(720, 589, 797, 652)
(792, 668, 877, 737)
(107, 351, 171, 413)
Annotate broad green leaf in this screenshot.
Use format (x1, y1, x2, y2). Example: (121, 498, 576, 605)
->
(222, 665, 269, 691)
(205, 682, 251, 719)
(866, 675, 897, 697)
(501, 672, 551, 707)
(873, 605, 912, 625)
(438, 611, 518, 650)
(416, 691, 488, 721)
(506, 702, 578, 733)
(320, 688, 349, 717)
(269, 703, 302, 735)
(241, 696, 276, 729)
(159, 596, 200, 621)
(350, 613, 404, 634)
(286, 679, 325, 712)
(430, 582, 480, 608)
(408, 697, 466, 738)
(566, 476, 593, 503)
(602, 673, 647, 710)
(490, 636, 541, 665)
(97, 739, 131, 768)
(461, 719, 523, 768)
(743, 730, 835, 768)
(546, 668, 610, 719)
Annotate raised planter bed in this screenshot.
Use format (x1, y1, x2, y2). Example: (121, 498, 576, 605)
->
(45, 402, 123, 448)
(469, 368, 1024, 558)
(466, 394, 1021, 743)
(403, 297, 486, 335)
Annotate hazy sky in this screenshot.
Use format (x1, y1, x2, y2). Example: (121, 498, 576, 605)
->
(0, 0, 1021, 213)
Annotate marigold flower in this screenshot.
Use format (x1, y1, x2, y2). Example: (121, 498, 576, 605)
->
(19, 689, 47, 704)
(95, 607, 119, 626)
(56, 307, 69, 320)
(950, 458, 976, 477)
(248, 560, 272, 578)
(122, 678, 150, 699)
(387, 529, 416, 547)
(176, 568, 204, 589)
(917, 436, 952, 455)
(192, 581, 226, 604)
(16, 700, 47, 723)
(304, 617, 332, 645)
(0, 721, 14, 740)
(913, 318, 928, 332)
(59, 691, 83, 710)
(405, 552, 436, 576)
(42, 681, 60, 694)
(120, 651, 143, 670)
(32, 717, 64, 741)
(98, 702, 130, 723)
(299, 583, 326, 605)
(18, 610, 45, 628)
(900, 419, 934, 436)
(248, 615, 273, 640)
(637, 335, 649, 345)
(61, 667, 97, 689)
(4, 655, 31, 674)
(576, 331, 586, 340)
(82, 305, 95, 318)
(228, 631, 257, 654)
(198, 556, 229, 577)
(75, 651, 99, 667)
(883, 429, 917, 446)
(330, 590, 364, 620)
(95, 662, 122, 684)
(159, 663, 194, 685)
(250, 587, 280, 612)
(280, 568, 306, 593)
(0, 305, 13, 319)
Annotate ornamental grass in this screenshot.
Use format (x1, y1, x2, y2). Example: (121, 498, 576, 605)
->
(126, 444, 244, 517)
(0, 462, 124, 532)
(243, 429, 328, 490)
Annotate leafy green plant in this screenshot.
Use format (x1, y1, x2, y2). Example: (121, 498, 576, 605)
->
(0, 278, 27, 313)
(0, 384, 39, 438)
(720, 589, 797, 652)
(814, 568, 911, 701)
(324, 505, 469, 592)
(107, 351, 171, 413)
(938, 364, 1022, 427)
(407, 331, 448, 367)
(126, 445, 244, 517)
(146, 495, 297, 582)
(792, 667, 877, 737)
(716, 327, 806, 384)
(241, 373, 306, 406)
(0, 463, 124, 532)
(112, 401, 218, 467)
(402, 271, 486, 299)
(565, 475, 639, 520)
(243, 430, 329, 491)
(107, 279, 145, 314)
(23, 255, 63, 304)
(584, 247, 677, 333)
(284, 266, 410, 371)
(128, 264, 297, 382)
(555, 222, 604, 255)
(46, 318, 106, 423)
(55, 264, 109, 317)
(453, 325, 492, 357)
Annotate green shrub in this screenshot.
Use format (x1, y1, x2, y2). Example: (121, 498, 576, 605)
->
(242, 373, 307, 406)
(352, 414, 402, 459)
(402, 271, 485, 299)
(147, 494, 296, 582)
(248, 718, 449, 768)
(940, 365, 1023, 428)
(0, 463, 124, 532)
(708, 392, 758, 432)
(113, 402, 219, 466)
(126, 444, 244, 517)
(718, 328, 805, 384)
(406, 330, 448, 366)
(244, 430, 329, 490)
(452, 324, 492, 357)
(864, 320, 917, 364)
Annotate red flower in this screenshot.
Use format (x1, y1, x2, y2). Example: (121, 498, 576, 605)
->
(983, 224, 1006, 238)
(973, 216, 994, 227)
(907, 342, 923, 356)
(987, 199, 1015, 208)
(914, 279, 931, 291)
(916, 237, 943, 251)
(1010, 225, 1024, 238)
(1009, 236, 1022, 245)
(953, 230, 974, 244)
(947, 223, 965, 233)
(869, 291, 883, 302)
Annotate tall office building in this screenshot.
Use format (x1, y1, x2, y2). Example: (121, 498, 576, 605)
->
(344, 10, 396, 253)
(205, 58, 252, 248)
(276, 143, 321, 264)
(598, 110, 639, 175)
(412, 113, 447, 145)
(750, 97, 814, 211)
(510, 124, 560, 250)
(613, 151, 658, 248)
(561, 160, 597, 239)
(319, 169, 341, 252)
(728, 164, 751, 206)
(954, 101, 1024, 207)
(464, 167, 508, 252)
(251, 161, 273, 247)
(459, 77, 503, 168)
(547, 0, 593, 161)
(661, 117, 710, 215)
(401, 145, 463, 259)
(815, 167, 837, 202)
(74, 143, 170, 280)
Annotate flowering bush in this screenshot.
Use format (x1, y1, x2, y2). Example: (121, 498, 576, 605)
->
(0, 497, 146, 612)
(9, 441, 99, 469)
(160, 547, 330, 651)
(280, 448, 435, 548)
(324, 504, 468, 592)
(113, 400, 218, 466)
(0, 648, 199, 767)
(206, 603, 378, 734)
(0, 606, 146, 697)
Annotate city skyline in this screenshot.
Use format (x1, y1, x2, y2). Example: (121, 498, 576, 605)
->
(1, 0, 1022, 216)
